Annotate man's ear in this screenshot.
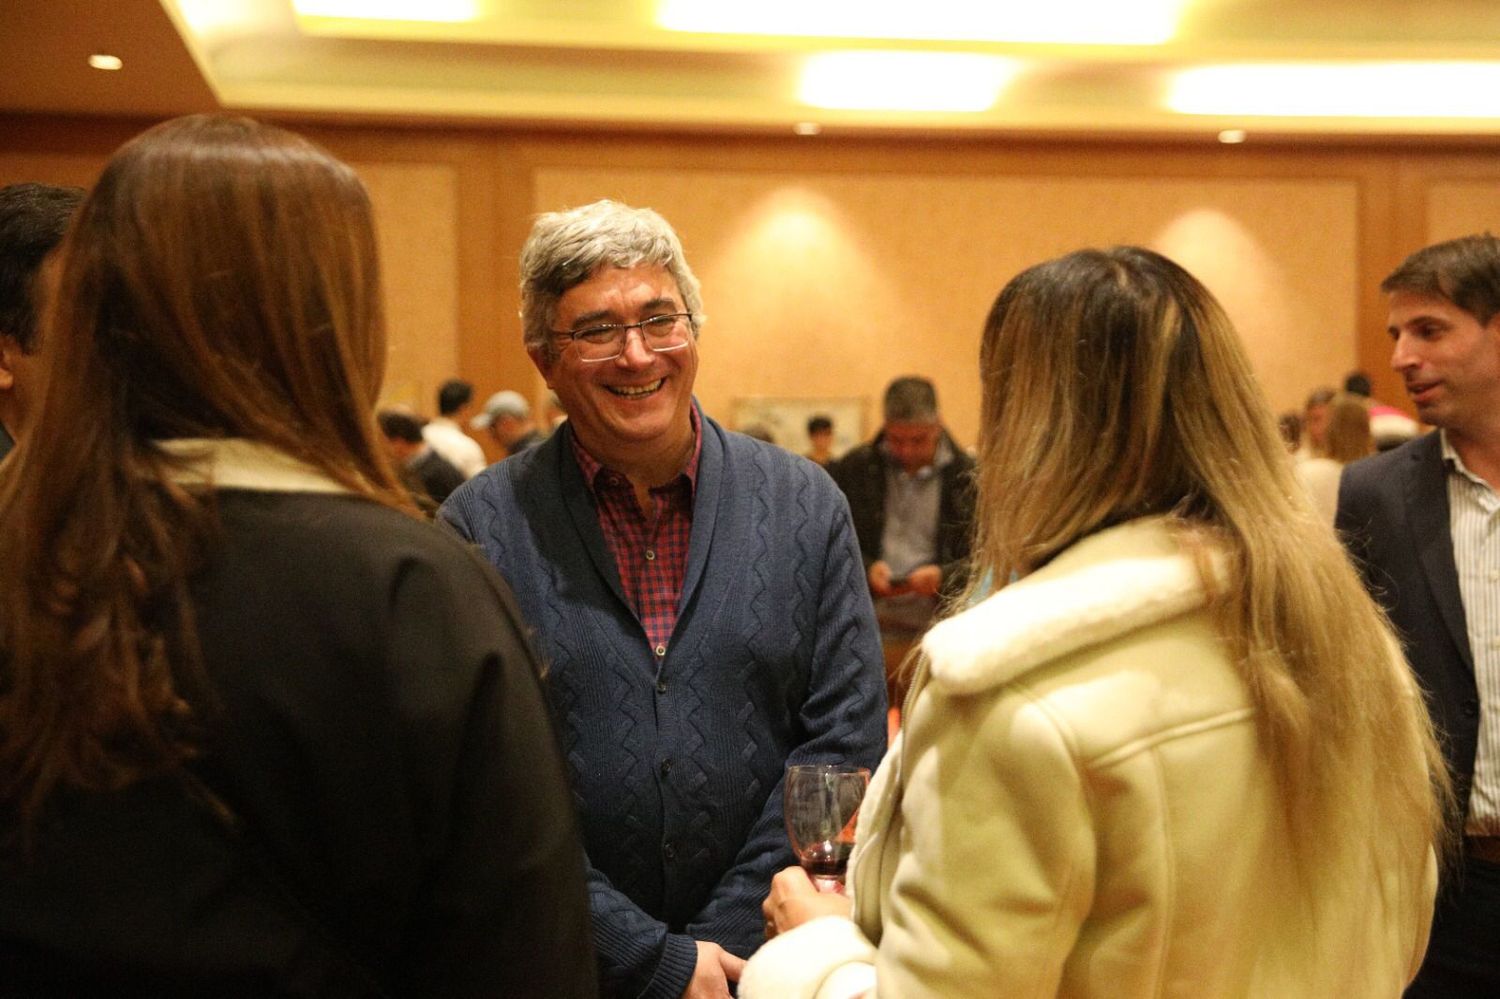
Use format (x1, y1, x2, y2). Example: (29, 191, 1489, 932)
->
(527, 346, 554, 386)
(0, 335, 19, 392)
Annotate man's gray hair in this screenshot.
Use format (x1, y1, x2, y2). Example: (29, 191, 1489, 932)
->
(520, 199, 704, 360)
(883, 376, 939, 423)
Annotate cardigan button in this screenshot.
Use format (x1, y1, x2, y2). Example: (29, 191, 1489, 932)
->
(663, 841, 677, 860)
(656, 679, 668, 694)
(655, 644, 667, 657)
(660, 758, 673, 777)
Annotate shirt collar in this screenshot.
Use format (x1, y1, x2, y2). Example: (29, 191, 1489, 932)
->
(155, 438, 355, 493)
(1441, 429, 1497, 493)
(570, 402, 702, 498)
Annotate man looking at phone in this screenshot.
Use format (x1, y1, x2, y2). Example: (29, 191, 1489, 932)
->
(830, 376, 976, 702)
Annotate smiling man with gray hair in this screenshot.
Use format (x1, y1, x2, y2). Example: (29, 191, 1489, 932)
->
(441, 200, 886, 999)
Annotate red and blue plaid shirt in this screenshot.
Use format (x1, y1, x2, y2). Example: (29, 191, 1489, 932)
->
(570, 407, 702, 657)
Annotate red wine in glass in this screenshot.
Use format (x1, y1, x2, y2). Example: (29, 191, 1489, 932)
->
(784, 763, 870, 892)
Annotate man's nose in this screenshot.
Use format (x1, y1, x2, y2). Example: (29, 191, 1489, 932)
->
(614, 327, 655, 365)
(1390, 332, 1416, 372)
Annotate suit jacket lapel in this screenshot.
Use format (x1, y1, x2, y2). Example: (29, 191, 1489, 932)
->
(1404, 434, 1475, 673)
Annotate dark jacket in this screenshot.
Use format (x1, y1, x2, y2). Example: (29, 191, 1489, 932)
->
(1336, 432, 1478, 815)
(0, 489, 596, 997)
(829, 429, 977, 598)
(440, 412, 888, 999)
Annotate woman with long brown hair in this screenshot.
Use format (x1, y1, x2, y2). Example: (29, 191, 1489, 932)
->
(0, 115, 595, 995)
(746, 246, 1448, 997)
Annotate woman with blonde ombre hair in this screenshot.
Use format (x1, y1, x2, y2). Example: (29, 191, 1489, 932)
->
(746, 246, 1449, 998)
(0, 115, 595, 994)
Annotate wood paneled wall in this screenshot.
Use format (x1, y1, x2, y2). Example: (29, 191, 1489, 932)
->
(3, 112, 1499, 451)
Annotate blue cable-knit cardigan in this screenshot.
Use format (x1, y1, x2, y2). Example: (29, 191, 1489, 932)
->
(440, 410, 888, 999)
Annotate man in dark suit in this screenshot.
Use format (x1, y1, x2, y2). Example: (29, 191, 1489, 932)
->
(1336, 234, 1500, 997)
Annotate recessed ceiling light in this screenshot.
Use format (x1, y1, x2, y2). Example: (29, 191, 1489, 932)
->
(1217, 129, 1248, 144)
(793, 122, 822, 136)
(1170, 63, 1500, 118)
(800, 52, 1021, 113)
(88, 54, 123, 71)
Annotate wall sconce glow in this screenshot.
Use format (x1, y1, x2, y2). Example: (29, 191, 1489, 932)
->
(1217, 129, 1247, 144)
(800, 53, 1020, 113)
(88, 53, 124, 71)
(793, 121, 823, 136)
(291, 0, 480, 22)
(1170, 63, 1500, 118)
(659, 0, 1182, 45)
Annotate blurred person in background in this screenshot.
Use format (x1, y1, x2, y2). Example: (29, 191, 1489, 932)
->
(0, 115, 594, 996)
(0, 182, 84, 461)
(423, 377, 487, 478)
(1294, 393, 1373, 523)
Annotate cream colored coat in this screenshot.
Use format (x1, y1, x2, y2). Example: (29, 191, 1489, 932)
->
(743, 517, 1435, 999)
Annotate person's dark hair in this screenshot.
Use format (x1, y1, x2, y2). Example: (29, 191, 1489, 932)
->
(0, 114, 414, 832)
(0, 183, 85, 351)
(378, 409, 426, 444)
(437, 378, 472, 416)
(1304, 386, 1335, 411)
(1381, 233, 1500, 325)
(883, 376, 938, 423)
(807, 414, 833, 436)
(1343, 371, 1373, 397)
(1277, 411, 1302, 451)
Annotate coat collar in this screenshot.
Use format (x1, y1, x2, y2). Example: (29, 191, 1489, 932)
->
(921, 516, 1221, 696)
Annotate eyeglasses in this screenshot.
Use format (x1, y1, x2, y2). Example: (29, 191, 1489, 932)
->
(551, 313, 694, 363)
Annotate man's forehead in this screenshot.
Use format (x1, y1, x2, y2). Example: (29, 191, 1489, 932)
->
(885, 420, 939, 437)
(1386, 290, 1469, 326)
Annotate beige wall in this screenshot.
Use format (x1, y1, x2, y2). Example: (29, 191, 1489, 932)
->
(5, 114, 1500, 451)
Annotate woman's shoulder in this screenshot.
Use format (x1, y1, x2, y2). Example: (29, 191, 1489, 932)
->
(918, 518, 1252, 760)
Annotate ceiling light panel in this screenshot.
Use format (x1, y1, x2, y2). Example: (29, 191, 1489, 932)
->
(659, 0, 1184, 45)
(800, 52, 1022, 112)
(291, 0, 482, 22)
(1169, 62, 1500, 118)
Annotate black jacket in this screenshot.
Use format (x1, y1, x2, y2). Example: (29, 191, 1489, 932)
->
(0, 491, 596, 997)
(828, 429, 977, 598)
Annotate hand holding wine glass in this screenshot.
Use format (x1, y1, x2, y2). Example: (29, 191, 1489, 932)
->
(783, 763, 870, 893)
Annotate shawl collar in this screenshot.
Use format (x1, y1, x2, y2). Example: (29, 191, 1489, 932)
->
(1403, 432, 1474, 673)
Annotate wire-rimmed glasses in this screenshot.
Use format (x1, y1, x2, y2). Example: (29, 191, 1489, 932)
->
(550, 313, 694, 363)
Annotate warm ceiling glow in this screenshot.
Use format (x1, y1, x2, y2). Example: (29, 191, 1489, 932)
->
(793, 121, 823, 135)
(1217, 128, 1247, 143)
(291, 0, 481, 22)
(88, 53, 124, 71)
(1169, 63, 1500, 118)
(800, 52, 1021, 112)
(659, 0, 1182, 45)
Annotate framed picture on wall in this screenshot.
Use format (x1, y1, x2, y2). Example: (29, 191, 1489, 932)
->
(729, 396, 866, 460)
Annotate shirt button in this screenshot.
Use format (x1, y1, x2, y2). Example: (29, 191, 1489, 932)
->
(655, 644, 667, 657)
(663, 842, 676, 860)
(645, 549, 656, 561)
(660, 758, 673, 777)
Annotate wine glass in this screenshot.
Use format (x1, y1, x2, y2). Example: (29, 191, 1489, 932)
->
(784, 763, 870, 892)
